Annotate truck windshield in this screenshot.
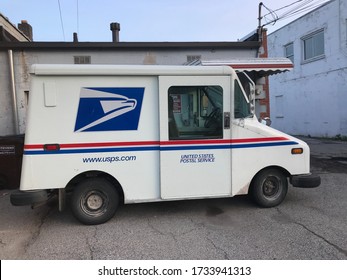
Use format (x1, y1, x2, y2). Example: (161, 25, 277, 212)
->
(234, 80, 251, 119)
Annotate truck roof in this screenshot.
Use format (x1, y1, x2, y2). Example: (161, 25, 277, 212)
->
(30, 64, 234, 76)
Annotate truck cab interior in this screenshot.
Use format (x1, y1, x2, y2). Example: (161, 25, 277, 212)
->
(168, 85, 223, 140)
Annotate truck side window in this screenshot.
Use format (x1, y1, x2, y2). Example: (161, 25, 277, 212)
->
(168, 86, 223, 140)
(234, 80, 251, 119)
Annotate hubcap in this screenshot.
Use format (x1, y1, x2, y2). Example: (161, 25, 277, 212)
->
(81, 190, 108, 217)
(86, 194, 103, 210)
(263, 176, 280, 197)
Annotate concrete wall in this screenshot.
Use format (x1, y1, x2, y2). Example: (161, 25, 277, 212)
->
(268, 0, 347, 137)
(0, 52, 15, 135)
(0, 47, 257, 135)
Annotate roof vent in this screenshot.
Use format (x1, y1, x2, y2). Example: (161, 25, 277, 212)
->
(110, 22, 120, 42)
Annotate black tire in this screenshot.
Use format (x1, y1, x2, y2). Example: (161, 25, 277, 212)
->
(250, 168, 288, 208)
(70, 177, 119, 225)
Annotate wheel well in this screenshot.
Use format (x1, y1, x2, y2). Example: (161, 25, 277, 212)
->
(249, 166, 290, 192)
(65, 171, 124, 203)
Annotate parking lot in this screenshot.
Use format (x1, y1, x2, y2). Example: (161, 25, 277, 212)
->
(0, 137, 346, 260)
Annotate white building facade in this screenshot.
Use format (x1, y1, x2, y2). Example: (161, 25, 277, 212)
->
(0, 41, 260, 136)
(268, 0, 347, 138)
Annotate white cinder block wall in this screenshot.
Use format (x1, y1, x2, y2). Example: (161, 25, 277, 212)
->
(268, 0, 347, 138)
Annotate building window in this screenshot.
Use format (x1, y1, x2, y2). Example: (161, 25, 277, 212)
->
(284, 43, 294, 63)
(74, 56, 91, 64)
(275, 95, 284, 118)
(186, 55, 201, 63)
(302, 29, 325, 62)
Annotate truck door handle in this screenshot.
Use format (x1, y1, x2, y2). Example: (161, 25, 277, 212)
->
(224, 112, 230, 129)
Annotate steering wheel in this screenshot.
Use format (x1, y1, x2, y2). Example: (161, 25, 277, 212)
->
(204, 108, 222, 128)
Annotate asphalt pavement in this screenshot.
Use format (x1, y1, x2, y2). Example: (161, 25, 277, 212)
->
(0, 136, 346, 260)
(302, 136, 347, 159)
(302, 136, 347, 174)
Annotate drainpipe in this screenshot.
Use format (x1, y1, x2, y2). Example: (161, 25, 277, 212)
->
(339, 0, 347, 56)
(8, 49, 20, 135)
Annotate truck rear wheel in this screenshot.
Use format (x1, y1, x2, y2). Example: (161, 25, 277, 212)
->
(70, 178, 119, 225)
(250, 168, 288, 208)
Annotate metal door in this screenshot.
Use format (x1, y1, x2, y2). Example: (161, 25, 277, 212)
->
(159, 76, 232, 199)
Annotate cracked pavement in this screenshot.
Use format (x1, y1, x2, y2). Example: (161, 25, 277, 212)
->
(0, 137, 346, 259)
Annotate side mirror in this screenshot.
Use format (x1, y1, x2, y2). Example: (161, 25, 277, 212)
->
(249, 82, 256, 115)
(260, 117, 272, 126)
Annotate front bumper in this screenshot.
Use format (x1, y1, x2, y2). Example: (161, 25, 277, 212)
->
(291, 174, 321, 188)
(10, 190, 48, 206)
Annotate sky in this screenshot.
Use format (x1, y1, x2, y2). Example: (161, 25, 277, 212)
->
(1, 0, 331, 42)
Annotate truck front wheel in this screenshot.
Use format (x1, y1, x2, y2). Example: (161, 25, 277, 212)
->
(249, 168, 288, 208)
(70, 178, 119, 225)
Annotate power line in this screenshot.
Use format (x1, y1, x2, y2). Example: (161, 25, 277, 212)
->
(77, 0, 79, 34)
(263, 0, 311, 18)
(264, 0, 305, 15)
(261, 0, 330, 27)
(261, 2, 279, 26)
(279, 0, 329, 20)
(262, 3, 278, 25)
(58, 0, 65, 41)
(262, 0, 313, 26)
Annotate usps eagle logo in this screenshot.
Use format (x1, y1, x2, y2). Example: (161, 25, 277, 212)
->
(74, 87, 144, 132)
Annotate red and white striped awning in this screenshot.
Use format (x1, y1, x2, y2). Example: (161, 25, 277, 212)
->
(200, 58, 293, 76)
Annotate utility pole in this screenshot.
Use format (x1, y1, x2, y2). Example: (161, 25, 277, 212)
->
(258, 2, 263, 42)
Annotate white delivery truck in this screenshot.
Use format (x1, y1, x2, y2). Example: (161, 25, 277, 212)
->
(11, 64, 320, 225)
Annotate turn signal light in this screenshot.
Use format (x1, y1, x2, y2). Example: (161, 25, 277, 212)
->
(291, 148, 303, 155)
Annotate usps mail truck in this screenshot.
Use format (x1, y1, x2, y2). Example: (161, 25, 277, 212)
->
(10, 64, 320, 225)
